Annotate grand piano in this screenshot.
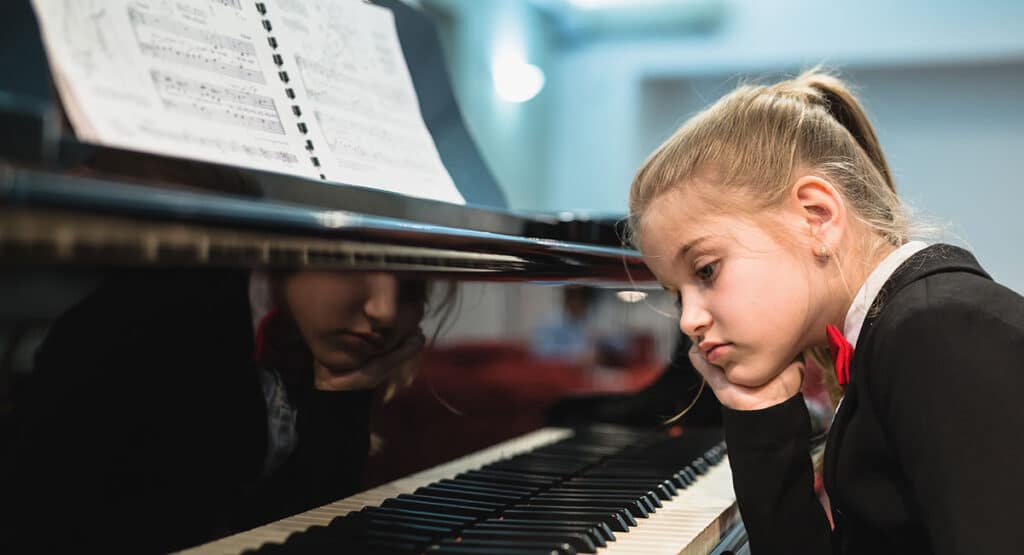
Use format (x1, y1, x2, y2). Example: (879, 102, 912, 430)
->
(0, 1, 746, 553)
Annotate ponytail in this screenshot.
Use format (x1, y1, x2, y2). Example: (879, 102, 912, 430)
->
(797, 71, 895, 194)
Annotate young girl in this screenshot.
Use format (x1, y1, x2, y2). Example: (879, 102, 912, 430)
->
(628, 70, 1024, 554)
(12, 269, 446, 553)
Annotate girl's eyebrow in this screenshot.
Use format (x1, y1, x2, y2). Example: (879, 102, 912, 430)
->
(674, 235, 712, 262)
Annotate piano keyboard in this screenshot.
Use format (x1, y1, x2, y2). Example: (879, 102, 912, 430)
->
(182, 426, 738, 555)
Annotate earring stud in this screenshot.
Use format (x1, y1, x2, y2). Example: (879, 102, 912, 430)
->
(817, 244, 830, 258)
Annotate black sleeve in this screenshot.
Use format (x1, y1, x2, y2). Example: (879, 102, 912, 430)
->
(13, 269, 262, 553)
(251, 386, 375, 523)
(723, 393, 833, 555)
(868, 296, 1024, 555)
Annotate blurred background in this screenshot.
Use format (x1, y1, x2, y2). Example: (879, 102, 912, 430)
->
(415, 0, 1024, 294)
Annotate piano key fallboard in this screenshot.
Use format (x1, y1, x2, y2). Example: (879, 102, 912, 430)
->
(184, 426, 738, 555)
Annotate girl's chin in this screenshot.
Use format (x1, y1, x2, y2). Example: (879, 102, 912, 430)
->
(315, 352, 366, 374)
(723, 365, 777, 388)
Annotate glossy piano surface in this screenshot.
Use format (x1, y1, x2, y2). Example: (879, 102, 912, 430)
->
(0, 264, 732, 553)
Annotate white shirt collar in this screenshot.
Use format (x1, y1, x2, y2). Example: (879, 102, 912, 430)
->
(249, 270, 273, 336)
(843, 241, 929, 347)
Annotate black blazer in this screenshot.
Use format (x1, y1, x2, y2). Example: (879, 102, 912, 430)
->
(10, 270, 373, 554)
(724, 244, 1024, 555)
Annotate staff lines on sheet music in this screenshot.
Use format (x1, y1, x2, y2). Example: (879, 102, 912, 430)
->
(138, 124, 300, 164)
(128, 6, 256, 55)
(211, 0, 243, 10)
(128, 6, 265, 84)
(150, 69, 285, 134)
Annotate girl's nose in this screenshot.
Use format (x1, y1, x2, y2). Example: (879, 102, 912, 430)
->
(678, 292, 711, 338)
(363, 273, 399, 328)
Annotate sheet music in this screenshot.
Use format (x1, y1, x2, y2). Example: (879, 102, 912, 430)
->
(32, 0, 318, 178)
(267, 0, 465, 204)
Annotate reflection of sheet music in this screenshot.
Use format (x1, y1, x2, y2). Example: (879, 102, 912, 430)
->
(270, 0, 465, 204)
(32, 0, 315, 178)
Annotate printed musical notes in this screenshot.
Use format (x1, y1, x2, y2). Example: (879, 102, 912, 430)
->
(270, 0, 464, 204)
(151, 70, 285, 134)
(32, 0, 319, 179)
(30, 0, 466, 202)
(128, 7, 265, 84)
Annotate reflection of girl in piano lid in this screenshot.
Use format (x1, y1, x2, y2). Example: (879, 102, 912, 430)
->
(627, 68, 1024, 554)
(13, 267, 457, 553)
(254, 271, 457, 399)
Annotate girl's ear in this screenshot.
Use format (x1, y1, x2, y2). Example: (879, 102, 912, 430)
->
(788, 174, 847, 254)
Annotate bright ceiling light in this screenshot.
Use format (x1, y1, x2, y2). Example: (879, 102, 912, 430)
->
(616, 290, 648, 303)
(492, 56, 545, 103)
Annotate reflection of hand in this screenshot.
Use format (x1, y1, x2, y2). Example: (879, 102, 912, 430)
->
(314, 329, 426, 391)
(688, 344, 804, 411)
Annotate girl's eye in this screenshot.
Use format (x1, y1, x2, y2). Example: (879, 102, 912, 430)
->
(695, 261, 718, 281)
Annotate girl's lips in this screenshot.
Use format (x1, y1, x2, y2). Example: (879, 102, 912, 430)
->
(330, 331, 385, 352)
(705, 343, 732, 364)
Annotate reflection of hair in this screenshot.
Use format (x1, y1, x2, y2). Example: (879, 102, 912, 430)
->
(628, 68, 908, 262)
(381, 279, 459, 402)
(628, 69, 909, 409)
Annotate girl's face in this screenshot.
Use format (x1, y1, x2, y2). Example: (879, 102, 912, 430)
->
(283, 272, 425, 373)
(639, 187, 830, 387)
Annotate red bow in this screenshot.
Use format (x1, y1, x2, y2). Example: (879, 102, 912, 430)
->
(826, 324, 853, 387)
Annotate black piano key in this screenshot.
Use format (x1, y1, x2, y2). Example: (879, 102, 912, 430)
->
(438, 478, 538, 496)
(361, 519, 457, 538)
(460, 528, 596, 553)
(499, 509, 630, 532)
(417, 484, 524, 504)
(543, 487, 660, 509)
(346, 511, 468, 530)
(397, 493, 506, 510)
(381, 497, 496, 518)
(565, 477, 676, 498)
(513, 504, 638, 527)
(460, 469, 561, 487)
(426, 545, 563, 555)
(439, 537, 577, 555)
(361, 538, 429, 554)
(473, 521, 607, 547)
(524, 496, 649, 518)
(489, 518, 616, 542)
(535, 493, 655, 514)
(546, 486, 665, 506)
(361, 505, 477, 524)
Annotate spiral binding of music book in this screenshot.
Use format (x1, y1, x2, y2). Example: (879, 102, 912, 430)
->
(254, 1, 325, 180)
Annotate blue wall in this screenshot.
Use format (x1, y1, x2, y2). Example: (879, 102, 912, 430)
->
(432, 0, 1024, 292)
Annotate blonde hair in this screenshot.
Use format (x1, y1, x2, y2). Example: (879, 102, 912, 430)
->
(629, 68, 908, 255)
(630, 68, 910, 410)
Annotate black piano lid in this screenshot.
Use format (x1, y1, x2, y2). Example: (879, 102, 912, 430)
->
(0, 0, 653, 282)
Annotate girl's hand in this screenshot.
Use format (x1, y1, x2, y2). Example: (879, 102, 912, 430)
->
(314, 329, 425, 391)
(688, 344, 804, 411)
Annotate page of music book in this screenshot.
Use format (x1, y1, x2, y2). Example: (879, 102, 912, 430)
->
(31, 0, 465, 205)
